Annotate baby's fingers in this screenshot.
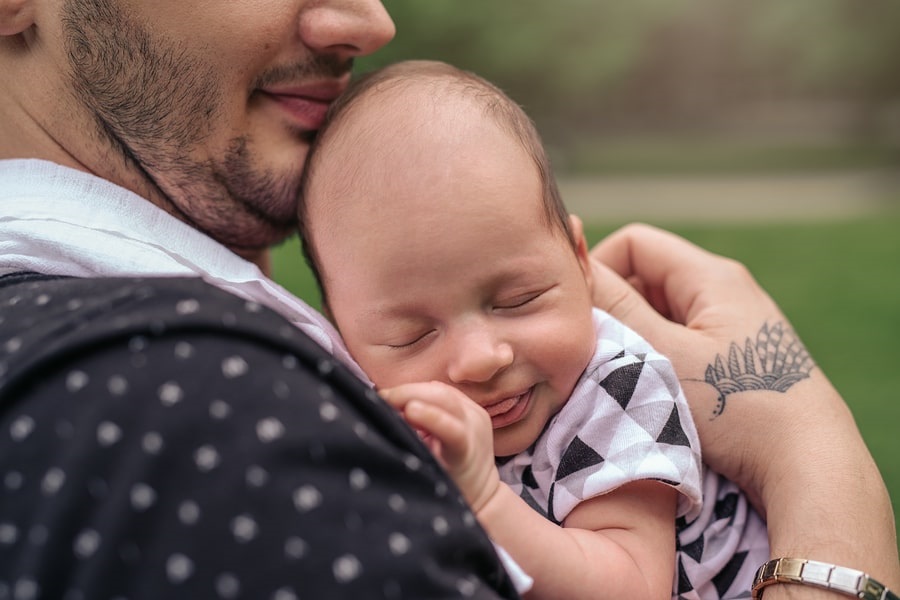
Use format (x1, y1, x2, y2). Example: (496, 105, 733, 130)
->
(402, 400, 469, 457)
(379, 381, 468, 418)
(379, 382, 487, 464)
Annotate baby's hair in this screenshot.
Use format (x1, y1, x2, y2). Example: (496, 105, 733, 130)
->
(298, 60, 572, 313)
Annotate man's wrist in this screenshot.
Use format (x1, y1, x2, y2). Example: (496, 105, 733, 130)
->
(752, 558, 899, 600)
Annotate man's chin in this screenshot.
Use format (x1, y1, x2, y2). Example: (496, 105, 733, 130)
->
(224, 219, 298, 252)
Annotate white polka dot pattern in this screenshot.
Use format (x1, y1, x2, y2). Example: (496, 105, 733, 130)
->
(0, 274, 517, 599)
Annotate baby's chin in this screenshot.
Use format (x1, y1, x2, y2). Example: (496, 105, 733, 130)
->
(493, 428, 537, 459)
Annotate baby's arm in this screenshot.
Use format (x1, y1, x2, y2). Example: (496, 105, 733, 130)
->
(381, 381, 677, 600)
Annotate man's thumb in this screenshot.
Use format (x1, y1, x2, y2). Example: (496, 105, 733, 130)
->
(588, 257, 668, 338)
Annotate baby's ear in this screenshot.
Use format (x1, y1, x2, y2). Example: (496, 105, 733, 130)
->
(0, 0, 34, 36)
(567, 214, 594, 294)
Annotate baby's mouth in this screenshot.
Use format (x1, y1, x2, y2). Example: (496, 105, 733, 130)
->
(484, 387, 533, 428)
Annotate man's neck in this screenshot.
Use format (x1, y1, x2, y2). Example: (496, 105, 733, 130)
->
(237, 248, 272, 276)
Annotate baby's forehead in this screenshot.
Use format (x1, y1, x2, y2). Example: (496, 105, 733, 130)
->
(311, 80, 505, 192)
(343, 78, 482, 137)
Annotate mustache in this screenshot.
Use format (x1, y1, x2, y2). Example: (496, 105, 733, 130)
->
(254, 55, 355, 88)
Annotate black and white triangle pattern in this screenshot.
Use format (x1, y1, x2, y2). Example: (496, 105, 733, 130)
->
(673, 473, 769, 599)
(497, 309, 768, 599)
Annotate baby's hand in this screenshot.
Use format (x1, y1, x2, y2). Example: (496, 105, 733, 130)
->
(380, 381, 500, 512)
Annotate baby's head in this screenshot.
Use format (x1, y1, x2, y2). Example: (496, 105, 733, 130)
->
(300, 60, 596, 456)
(301, 60, 574, 309)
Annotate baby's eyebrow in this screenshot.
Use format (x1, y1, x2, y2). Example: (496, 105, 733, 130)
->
(359, 303, 411, 318)
(355, 304, 427, 325)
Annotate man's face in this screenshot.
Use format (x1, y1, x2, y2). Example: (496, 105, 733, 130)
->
(308, 89, 597, 457)
(59, 0, 394, 251)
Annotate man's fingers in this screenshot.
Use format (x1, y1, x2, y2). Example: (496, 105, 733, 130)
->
(590, 223, 714, 288)
(590, 223, 750, 325)
(589, 257, 671, 337)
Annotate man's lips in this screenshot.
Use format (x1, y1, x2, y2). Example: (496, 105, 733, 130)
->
(260, 79, 348, 131)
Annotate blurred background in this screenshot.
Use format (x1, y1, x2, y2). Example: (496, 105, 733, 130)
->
(362, 0, 900, 174)
(273, 0, 900, 547)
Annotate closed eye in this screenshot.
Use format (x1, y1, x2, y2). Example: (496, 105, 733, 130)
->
(494, 289, 547, 310)
(384, 330, 435, 349)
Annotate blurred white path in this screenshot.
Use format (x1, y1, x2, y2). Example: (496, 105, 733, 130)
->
(559, 168, 900, 224)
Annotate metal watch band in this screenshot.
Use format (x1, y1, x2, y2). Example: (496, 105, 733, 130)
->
(752, 558, 899, 600)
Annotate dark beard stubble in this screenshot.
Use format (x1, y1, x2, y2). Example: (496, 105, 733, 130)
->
(61, 0, 300, 249)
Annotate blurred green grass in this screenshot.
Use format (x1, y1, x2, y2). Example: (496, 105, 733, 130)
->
(271, 213, 900, 546)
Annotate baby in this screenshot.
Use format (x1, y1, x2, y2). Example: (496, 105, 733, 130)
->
(298, 60, 768, 599)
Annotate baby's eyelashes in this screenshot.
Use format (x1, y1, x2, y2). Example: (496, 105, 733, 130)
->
(492, 285, 555, 312)
(381, 329, 436, 350)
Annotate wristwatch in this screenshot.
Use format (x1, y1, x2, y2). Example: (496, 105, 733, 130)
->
(752, 558, 899, 600)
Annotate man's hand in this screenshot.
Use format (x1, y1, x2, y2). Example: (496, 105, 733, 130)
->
(587, 223, 793, 493)
(589, 223, 783, 384)
(588, 223, 900, 588)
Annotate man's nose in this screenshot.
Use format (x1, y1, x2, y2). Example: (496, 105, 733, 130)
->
(446, 324, 514, 385)
(297, 0, 396, 60)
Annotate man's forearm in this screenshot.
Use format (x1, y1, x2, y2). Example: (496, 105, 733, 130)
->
(751, 381, 899, 598)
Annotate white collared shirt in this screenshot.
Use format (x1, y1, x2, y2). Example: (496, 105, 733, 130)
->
(0, 158, 366, 380)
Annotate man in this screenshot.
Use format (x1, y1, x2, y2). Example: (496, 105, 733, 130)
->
(1, 3, 521, 599)
(1, 1, 897, 599)
(1, 0, 395, 266)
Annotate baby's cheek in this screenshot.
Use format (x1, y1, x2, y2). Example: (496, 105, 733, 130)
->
(354, 355, 395, 388)
(353, 351, 426, 391)
(545, 317, 595, 388)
